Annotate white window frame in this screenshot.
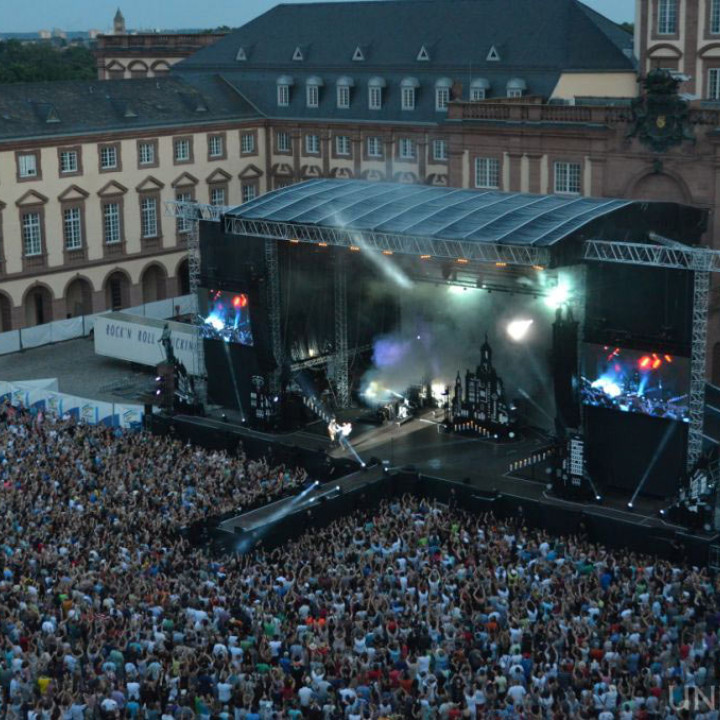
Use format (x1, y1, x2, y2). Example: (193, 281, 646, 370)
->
(369, 86, 382, 110)
(210, 187, 226, 207)
(18, 153, 38, 178)
(277, 84, 290, 107)
(141, 197, 158, 238)
(138, 142, 155, 166)
(305, 134, 320, 154)
(366, 137, 383, 158)
(100, 146, 117, 170)
(306, 84, 319, 108)
(241, 133, 255, 154)
(335, 135, 351, 156)
(435, 87, 450, 111)
(337, 85, 350, 109)
(242, 184, 257, 203)
(658, 0, 677, 34)
(474, 157, 500, 189)
(399, 138, 416, 160)
(507, 88, 523, 99)
(432, 139, 448, 161)
(59, 150, 78, 174)
(63, 207, 82, 250)
(22, 212, 42, 256)
(554, 161, 582, 195)
(401, 87, 415, 111)
(103, 202, 121, 244)
(470, 88, 486, 101)
(209, 135, 224, 158)
(713, 0, 720, 34)
(175, 192, 193, 233)
(709, 68, 720, 100)
(174, 139, 190, 162)
(277, 131, 290, 153)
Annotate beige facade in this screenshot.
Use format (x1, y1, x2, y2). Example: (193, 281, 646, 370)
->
(551, 72, 638, 100)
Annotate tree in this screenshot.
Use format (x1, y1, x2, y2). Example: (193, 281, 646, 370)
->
(0, 40, 95, 84)
(620, 22, 634, 35)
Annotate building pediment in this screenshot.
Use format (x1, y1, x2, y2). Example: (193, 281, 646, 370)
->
(699, 43, 720, 59)
(647, 43, 683, 59)
(271, 163, 294, 176)
(300, 164, 322, 178)
(171, 172, 199, 188)
(16, 190, 48, 207)
(57, 184, 90, 203)
(97, 180, 128, 197)
(238, 163, 264, 179)
(135, 176, 165, 193)
(330, 167, 354, 178)
(206, 168, 232, 184)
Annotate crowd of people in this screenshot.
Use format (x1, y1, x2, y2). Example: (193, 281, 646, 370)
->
(0, 401, 719, 720)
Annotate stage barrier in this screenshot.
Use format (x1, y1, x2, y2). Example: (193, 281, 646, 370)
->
(0, 379, 145, 429)
(0, 295, 197, 356)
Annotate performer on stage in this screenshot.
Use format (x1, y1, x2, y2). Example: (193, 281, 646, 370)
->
(327, 418, 352, 447)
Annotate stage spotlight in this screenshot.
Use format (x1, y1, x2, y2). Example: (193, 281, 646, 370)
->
(335, 485, 340, 491)
(627, 501, 634, 510)
(314, 480, 320, 486)
(273, 396, 279, 403)
(506, 319, 534, 342)
(659, 508, 666, 516)
(544, 281, 570, 309)
(221, 413, 227, 422)
(595, 495, 602, 502)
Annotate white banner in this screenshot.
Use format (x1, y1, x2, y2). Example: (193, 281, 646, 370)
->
(94, 313, 200, 375)
(0, 331, 21, 356)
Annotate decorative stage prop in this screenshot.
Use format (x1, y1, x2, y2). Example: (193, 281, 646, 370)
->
(450, 335, 517, 439)
(662, 452, 719, 530)
(155, 323, 202, 415)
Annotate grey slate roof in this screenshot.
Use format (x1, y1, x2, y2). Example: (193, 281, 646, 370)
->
(175, 0, 635, 123)
(226, 179, 634, 248)
(0, 75, 261, 142)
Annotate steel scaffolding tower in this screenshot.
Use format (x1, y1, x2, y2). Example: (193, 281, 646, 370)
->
(334, 251, 350, 407)
(265, 240, 283, 396)
(689, 270, 710, 469)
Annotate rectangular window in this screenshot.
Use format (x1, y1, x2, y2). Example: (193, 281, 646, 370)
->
(175, 191, 193, 233)
(103, 202, 121, 244)
(399, 138, 416, 160)
(337, 85, 350, 108)
(658, 0, 677, 34)
(475, 157, 500, 189)
(507, 88, 523, 98)
(335, 135, 351, 156)
(208, 135, 224, 158)
(305, 134, 320, 154)
(307, 84, 319, 108)
(18, 153, 38, 178)
(401, 87, 415, 111)
(22, 212, 42, 256)
(554, 161, 582, 195)
(100, 145, 118, 170)
(241, 133, 255, 154)
(174, 138, 191, 162)
(366, 137, 383, 158)
(59, 150, 78, 174)
(141, 197, 158, 238)
(210, 187, 226, 206)
(277, 131, 290, 152)
(138, 142, 155, 166)
(713, 0, 720, 34)
(709, 68, 720, 100)
(242, 184, 257, 203)
(63, 207, 82, 250)
(432, 139, 448, 161)
(369, 86, 382, 110)
(436, 87, 450, 111)
(470, 88, 486, 101)
(277, 84, 290, 106)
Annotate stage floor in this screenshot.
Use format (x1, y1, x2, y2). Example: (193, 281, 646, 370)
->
(185, 406, 675, 527)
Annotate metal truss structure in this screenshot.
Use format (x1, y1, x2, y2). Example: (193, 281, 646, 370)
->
(225, 217, 552, 268)
(334, 252, 350, 407)
(264, 240, 283, 395)
(289, 344, 373, 372)
(169, 199, 720, 470)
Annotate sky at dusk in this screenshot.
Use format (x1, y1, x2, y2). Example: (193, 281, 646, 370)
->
(0, 0, 633, 34)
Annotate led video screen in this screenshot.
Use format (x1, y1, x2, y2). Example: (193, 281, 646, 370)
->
(581, 344, 689, 422)
(200, 289, 253, 346)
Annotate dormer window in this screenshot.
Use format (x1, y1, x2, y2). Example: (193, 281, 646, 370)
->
(292, 46, 304, 61)
(416, 45, 431, 62)
(435, 78, 452, 111)
(368, 77, 385, 110)
(470, 78, 490, 101)
(235, 47, 247, 61)
(336, 77, 354, 109)
(401, 77, 419, 111)
(277, 75, 294, 106)
(486, 45, 501, 62)
(506, 78, 526, 98)
(306, 76, 323, 108)
(352, 46, 365, 62)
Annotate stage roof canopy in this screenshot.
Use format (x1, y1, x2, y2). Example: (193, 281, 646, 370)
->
(226, 179, 640, 248)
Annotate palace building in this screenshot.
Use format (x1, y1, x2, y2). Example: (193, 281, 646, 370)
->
(2, 0, 720, 375)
